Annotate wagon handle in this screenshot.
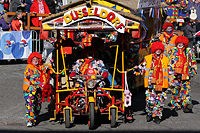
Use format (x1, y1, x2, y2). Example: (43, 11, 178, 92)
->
(117, 68, 135, 73)
(49, 68, 68, 75)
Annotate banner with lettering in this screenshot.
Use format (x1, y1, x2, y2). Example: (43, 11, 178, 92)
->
(0, 31, 32, 60)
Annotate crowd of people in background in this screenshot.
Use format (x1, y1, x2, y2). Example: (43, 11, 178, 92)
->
(0, 0, 62, 31)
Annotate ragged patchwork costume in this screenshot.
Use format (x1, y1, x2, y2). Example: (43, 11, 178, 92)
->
(135, 42, 171, 122)
(23, 52, 47, 125)
(159, 22, 178, 56)
(168, 36, 197, 112)
(165, 0, 191, 26)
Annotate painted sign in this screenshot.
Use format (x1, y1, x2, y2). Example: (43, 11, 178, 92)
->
(63, 5, 126, 33)
(138, 0, 161, 9)
(0, 31, 32, 60)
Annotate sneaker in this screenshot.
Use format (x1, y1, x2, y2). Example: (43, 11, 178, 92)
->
(146, 115, 153, 122)
(154, 116, 161, 124)
(27, 121, 32, 127)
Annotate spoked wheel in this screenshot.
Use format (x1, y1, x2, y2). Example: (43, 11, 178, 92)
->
(88, 102, 95, 129)
(110, 108, 117, 128)
(65, 109, 71, 128)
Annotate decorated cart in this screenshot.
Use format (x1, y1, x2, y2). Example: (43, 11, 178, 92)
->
(41, 0, 146, 129)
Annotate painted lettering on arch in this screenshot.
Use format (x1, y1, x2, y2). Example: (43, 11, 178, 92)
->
(63, 5, 126, 33)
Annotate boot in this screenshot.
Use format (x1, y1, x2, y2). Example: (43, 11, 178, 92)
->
(154, 116, 161, 124)
(146, 115, 153, 122)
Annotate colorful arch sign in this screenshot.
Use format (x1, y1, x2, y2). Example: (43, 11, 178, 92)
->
(63, 5, 126, 33)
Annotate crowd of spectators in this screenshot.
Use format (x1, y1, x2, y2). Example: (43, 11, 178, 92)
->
(0, 0, 62, 31)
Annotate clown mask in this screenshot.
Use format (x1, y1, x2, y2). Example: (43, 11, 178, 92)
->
(166, 27, 172, 34)
(155, 49, 162, 56)
(177, 43, 184, 49)
(32, 57, 39, 66)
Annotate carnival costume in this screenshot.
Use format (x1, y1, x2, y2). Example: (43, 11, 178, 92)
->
(135, 42, 171, 124)
(159, 22, 178, 56)
(165, 0, 190, 26)
(69, 46, 108, 107)
(23, 52, 47, 126)
(168, 36, 197, 113)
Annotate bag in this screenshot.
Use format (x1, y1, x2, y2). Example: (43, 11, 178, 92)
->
(124, 72, 132, 107)
(131, 26, 140, 38)
(60, 47, 72, 55)
(40, 26, 49, 40)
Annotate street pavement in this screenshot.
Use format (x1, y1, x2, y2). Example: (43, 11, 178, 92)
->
(0, 60, 200, 133)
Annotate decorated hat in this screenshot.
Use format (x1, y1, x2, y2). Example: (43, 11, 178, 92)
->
(151, 41, 164, 53)
(27, 52, 43, 65)
(175, 36, 189, 48)
(162, 22, 174, 31)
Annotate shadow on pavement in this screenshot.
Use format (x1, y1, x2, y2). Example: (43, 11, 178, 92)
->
(0, 59, 27, 65)
(0, 130, 200, 133)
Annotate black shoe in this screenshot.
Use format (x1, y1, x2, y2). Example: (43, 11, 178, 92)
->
(171, 108, 178, 116)
(186, 104, 193, 110)
(154, 116, 161, 124)
(183, 104, 193, 113)
(146, 115, 153, 122)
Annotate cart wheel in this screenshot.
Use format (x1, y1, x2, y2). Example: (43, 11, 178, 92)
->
(88, 102, 95, 129)
(65, 109, 71, 128)
(110, 108, 117, 128)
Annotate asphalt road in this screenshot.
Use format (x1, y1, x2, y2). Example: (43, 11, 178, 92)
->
(0, 60, 200, 133)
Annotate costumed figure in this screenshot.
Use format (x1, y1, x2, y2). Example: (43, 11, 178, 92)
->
(69, 46, 109, 108)
(156, 22, 178, 57)
(23, 52, 49, 127)
(165, 0, 190, 27)
(168, 36, 197, 114)
(133, 42, 171, 124)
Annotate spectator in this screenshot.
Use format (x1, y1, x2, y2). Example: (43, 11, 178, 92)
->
(4, 0, 9, 12)
(10, 0, 27, 12)
(30, 0, 50, 27)
(55, 0, 63, 13)
(25, 0, 35, 13)
(0, 0, 4, 12)
(0, 10, 10, 31)
(187, 0, 200, 31)
(11, 10, 25, 31)
(9, 0, 27, 20)
(46, 0, 56, 14)
(181, 18, 196, 48)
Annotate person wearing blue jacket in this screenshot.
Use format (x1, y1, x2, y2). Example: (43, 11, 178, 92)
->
(25, 0, 35, 13)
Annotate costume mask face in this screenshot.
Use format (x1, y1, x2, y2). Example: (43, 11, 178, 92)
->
(166, 27, 172, 34)
(155, 49, 162, 55)
(32, 57, 39, 66)
(177, 43, 184, 49)
(88, 56, 93, 59)
(87, 51, 94, 59)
